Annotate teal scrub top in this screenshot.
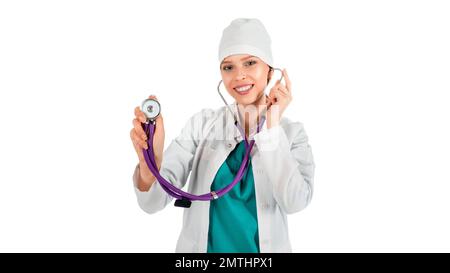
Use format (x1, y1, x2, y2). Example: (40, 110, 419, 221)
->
(207, 140, 260, 253)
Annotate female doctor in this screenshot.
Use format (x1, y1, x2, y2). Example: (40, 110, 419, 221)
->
(129, 18, 315, 253)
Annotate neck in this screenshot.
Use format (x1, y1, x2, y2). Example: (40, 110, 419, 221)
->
(236, 94, 267, 138)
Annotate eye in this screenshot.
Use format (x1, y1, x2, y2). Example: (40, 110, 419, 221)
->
(245, 60, 257, 66)
(222, 65, 233, 71)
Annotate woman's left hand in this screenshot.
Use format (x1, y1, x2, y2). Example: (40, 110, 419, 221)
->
(266, 68, 292, 129)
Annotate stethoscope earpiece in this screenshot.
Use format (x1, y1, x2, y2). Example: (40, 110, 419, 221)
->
(141, 98, 161, 122)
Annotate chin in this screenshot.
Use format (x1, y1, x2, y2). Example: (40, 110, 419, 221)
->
(233, 91, 264, 105)
(235, 96, 258, 106)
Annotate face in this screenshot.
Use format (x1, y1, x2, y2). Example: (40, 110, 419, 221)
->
(220, 54, 273, 106)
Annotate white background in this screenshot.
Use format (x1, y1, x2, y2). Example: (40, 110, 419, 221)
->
(1, 0, 449, 252)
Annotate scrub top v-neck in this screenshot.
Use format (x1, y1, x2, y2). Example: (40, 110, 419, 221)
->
(207, 140, 260, 253)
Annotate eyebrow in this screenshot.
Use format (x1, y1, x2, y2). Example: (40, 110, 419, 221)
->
(221, 55, 255, 65)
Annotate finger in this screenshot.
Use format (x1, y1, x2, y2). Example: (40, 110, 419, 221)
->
(131, 128, 147, 149)
(277, 85, 290, 96)
(134, 106, 147, 123)
(272, 87, 291, 103)
(154, 113, 164, 135)
(275, 86, 290, 99)
(130, 129, 148, 150)
(274, 79, 290, 97)
(282, 69, 291, 92)
(269, 84, 284, 99)
(130, 135, 144, 160)
(133, 118, 148, 140)
(149, 94, 157, 100)
(131, 138, 147, 159)
(273, 80, 286, 91)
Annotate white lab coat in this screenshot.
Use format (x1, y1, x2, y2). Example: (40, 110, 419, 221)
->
(132, 102, 315, 253)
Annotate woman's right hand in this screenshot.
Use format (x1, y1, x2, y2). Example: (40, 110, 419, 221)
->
(130, 95, 165, 191)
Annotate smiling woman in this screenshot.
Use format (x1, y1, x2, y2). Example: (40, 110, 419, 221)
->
(130, 18, 315, 253)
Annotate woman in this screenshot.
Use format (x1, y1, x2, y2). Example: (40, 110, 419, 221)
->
(129, 18, 315, 253)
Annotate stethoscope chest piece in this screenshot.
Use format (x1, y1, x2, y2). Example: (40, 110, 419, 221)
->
(141, 98, 161, 121)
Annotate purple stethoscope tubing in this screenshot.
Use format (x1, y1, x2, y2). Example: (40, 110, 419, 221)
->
(141, 67, 283, 204)
(141, 118, 264, 201)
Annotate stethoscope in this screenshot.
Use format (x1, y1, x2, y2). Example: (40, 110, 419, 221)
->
(140, 68, 284, 208)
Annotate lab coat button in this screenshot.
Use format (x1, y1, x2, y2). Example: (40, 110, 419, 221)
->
(227, 143, 232, 148)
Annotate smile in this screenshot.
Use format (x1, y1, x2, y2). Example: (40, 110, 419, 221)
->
(234, 84, 254, 93)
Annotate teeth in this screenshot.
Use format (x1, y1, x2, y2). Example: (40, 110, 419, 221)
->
(235, 84, 253, 92)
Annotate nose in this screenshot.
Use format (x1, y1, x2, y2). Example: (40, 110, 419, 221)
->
(235, 69, 246, 80)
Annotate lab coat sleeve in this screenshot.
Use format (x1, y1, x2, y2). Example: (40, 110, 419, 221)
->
(132, 109, 209, 214)
(254, 122, 315, 214)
